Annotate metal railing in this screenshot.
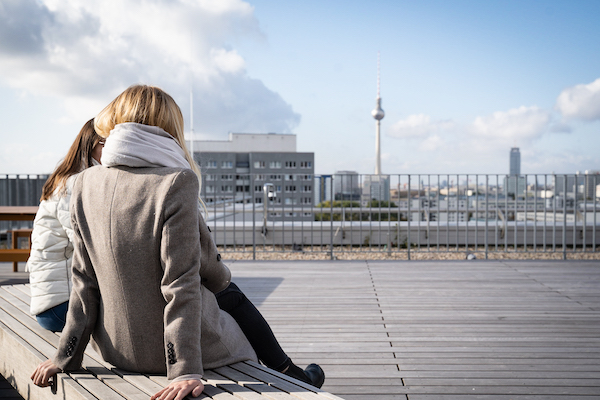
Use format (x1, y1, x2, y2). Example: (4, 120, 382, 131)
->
(1, 173, 598, 259)
(201, 173, 599, 259)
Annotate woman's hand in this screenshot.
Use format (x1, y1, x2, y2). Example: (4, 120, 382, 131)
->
(31, 359, 61, 387)
(151, 379, 204, 400)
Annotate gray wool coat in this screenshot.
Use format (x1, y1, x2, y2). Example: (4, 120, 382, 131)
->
(53, 165, 257, 379)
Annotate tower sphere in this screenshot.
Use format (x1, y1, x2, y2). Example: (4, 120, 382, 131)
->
(372, 98, 385, 120)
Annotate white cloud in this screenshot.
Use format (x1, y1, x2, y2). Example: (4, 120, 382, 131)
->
(388, 114, 454, 138)
(470, 106, 551, 141)
(0, 0, 299, 135)
(555, 77, 600, 121)
(419, 134, 444, 152)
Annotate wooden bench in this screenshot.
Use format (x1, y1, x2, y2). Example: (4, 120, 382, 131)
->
(0, 283, 343, 400)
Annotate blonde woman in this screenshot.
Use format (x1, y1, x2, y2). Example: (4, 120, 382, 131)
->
(32, 85, 257, 399)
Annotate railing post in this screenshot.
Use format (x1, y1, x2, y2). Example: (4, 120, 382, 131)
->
(263, 183, 275, 240)
(252, 174, 256, 260)
(407, 174, 411, 260)
(485, 175, 489, 260)
(563, 175, 567, 260)
(330, 175, 334, 260)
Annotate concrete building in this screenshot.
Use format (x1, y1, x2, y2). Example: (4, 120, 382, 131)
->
(585, 170, 600, 200)
(362, 175, 390, 204)
(504, 175, 527, 197)
(334, 171, 361, 201)
(553, 173, 585, 198)
(190, 133, 315, 221)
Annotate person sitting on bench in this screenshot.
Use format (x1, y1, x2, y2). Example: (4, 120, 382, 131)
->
(30, 86, 324, 400)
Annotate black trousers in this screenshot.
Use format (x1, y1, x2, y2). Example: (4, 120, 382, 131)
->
(215, 282, 289, 370)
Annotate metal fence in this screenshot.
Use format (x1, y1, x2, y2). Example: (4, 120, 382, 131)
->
(202, 173, 599, 259)
(0, 174, 48, 235)
(1, 173, 598, 259)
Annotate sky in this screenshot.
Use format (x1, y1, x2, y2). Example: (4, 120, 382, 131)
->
(0, 0, 599, 176)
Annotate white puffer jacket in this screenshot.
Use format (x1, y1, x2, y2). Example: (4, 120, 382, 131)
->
(26, 175, 77, 316)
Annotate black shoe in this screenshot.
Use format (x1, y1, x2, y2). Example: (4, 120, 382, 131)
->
(304, 363, 325, 388)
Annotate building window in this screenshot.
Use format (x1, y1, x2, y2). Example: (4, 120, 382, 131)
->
(254, 185, 263, 192)
(221, 185, 233, 193)
(255, 175, 265, 181)
(275, 185, 282, 193)
(206, 161, 217, 169)
(301, 185, 312, 193)
(285, 174, 297, 181)
(302, 197, 312, 204)
(269, 174, 282, 180)
(206, 185, 215, 193)
(269, 212, 282, 217)
(284, 198, 298, 205)
(284, 185, 297, 193)
(302, 175, 312, 181)
(285, 161, 296, 168)
(205, 174, 216, 181)
(236, 185, 249, 192)
(254, 161, 266, 169)
(300, 161, 312, 168)
(221, 174, 233, 180)
(269, 161, 281, 169)
(222, 161, 233, 169)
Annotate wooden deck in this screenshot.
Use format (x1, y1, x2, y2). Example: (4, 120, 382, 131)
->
(1, 259, 600, 399)
(225, 259, 600, 400)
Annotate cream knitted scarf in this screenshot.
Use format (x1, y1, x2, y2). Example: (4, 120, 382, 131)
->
(101, 122, 189, 169)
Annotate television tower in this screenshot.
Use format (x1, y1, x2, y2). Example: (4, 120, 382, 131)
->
(371, 52, 385, 175)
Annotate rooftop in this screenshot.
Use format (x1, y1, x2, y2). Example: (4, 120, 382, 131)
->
(2, 259, 599, 399)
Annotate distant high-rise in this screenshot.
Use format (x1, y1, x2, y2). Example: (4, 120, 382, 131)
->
(505, 147, 524, 196)
(510, 147, 521, 175)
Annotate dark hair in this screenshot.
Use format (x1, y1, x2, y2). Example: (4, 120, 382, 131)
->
(40, 119, 102, 201)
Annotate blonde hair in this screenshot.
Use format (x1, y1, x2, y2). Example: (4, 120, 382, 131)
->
(95, 85, 203, 196)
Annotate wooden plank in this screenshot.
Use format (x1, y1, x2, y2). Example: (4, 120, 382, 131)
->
(70, 372, 126, 399)
(0, 320, 96, 400)
(0, 287, 175, 400)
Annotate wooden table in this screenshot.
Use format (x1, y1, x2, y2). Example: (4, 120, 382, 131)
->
(0, 206, 38, 271)
(0, 206, 38, 221)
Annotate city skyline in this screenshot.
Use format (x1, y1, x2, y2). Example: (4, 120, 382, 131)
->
(0, 0, 599, 175)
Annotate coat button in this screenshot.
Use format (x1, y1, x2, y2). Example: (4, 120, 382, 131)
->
(216, 253, 221, 261)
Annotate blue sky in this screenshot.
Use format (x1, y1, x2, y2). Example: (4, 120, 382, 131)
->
(1, 0, 599, 175)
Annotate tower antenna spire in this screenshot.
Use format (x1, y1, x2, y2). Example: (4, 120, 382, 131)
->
(377, 51, 381, 98)
(372, 51, 385, 175)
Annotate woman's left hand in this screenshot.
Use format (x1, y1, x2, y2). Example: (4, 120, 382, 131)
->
(151, 379, 204, 400)
(31, 359, 61, 387)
